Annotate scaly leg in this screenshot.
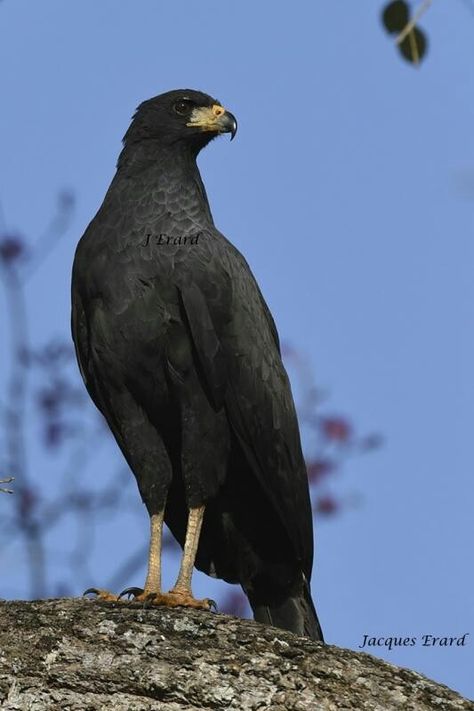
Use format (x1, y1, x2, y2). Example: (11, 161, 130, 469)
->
(119, 511, 165, 600)
(169, 505, 206, 600)
(144, 512, 164, 593)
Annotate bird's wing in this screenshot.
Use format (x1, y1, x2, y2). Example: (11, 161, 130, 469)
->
(178, 245, 313, 577)
(71, 285, 108, 416)
(71, 287, 96, 400)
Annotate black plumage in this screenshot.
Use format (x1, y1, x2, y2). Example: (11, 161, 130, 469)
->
(71, 89, 323, 641)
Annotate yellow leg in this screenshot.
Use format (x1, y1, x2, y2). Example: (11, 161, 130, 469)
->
(143, 511, 164, 593)
(171, 505, 205, 594)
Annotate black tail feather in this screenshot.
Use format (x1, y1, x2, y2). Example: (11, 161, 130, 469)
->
(247, 577, 324, 643)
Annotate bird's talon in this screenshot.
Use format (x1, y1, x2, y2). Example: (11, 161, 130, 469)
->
(118, 586, 144, 600)
(208, 598, 218, 612)
(83, 588, 119, 602)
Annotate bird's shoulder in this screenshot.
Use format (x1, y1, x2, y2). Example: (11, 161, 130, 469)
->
(73, 213, 280, 354)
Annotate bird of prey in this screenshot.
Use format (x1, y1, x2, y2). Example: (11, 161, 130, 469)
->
(71, 89, 324, 642)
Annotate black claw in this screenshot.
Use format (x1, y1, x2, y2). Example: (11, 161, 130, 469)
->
(83, 588, 100, 597)
(208, 598, 218, 612)
(118, 586, 144, 600)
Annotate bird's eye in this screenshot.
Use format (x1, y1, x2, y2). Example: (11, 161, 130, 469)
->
(174, 99, 193, 116)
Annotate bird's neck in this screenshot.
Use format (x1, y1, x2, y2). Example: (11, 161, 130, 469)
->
(114, 140, 214, 227)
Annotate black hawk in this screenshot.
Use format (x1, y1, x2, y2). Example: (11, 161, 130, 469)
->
(71, 89, 324, 641)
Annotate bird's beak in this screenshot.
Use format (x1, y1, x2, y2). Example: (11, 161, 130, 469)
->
(187, 104, 238, 141)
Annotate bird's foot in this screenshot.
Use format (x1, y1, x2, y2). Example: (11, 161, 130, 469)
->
(83, 587, 121, 602)
(119, 586, 216, 611)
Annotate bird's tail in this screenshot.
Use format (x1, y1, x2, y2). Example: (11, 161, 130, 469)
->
(247, 576, 324, 643)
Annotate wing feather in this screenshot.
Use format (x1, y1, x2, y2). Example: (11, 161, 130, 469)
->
(179, 267, 314, 578)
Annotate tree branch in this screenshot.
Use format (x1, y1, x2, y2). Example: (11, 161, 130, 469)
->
(0, 599, 471, 710)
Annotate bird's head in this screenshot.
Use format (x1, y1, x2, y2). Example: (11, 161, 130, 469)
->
(123, 89, 237, 154)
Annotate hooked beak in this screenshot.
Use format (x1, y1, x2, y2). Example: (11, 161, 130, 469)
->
(187, 104, 238, 141)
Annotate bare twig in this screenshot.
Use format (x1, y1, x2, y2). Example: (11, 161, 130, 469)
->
(396, 0, 432, 46)
(0, 476, 14, 494)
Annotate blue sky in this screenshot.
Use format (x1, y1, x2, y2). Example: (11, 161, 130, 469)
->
(0, 0, 473, 700)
